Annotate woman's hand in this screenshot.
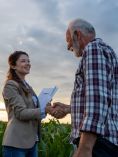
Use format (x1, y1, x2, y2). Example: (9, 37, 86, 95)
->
(52, 102, 71, 119)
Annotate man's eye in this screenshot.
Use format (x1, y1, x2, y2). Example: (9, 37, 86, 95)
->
(21, 60, 30, 63)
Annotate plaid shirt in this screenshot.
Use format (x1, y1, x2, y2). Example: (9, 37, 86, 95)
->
(70, 38, 118, 146)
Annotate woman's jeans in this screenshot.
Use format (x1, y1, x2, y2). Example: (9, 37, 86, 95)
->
(2, 143, 38, 157)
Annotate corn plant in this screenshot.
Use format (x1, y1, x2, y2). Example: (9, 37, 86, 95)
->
(39, 119, 74, 157)
(0, 121, 7, 157)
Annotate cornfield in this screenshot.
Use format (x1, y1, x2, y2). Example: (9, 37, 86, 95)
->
(0, 119, 74, 157)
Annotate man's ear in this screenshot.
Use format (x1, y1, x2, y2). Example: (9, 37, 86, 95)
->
(76, 30, 81, 40)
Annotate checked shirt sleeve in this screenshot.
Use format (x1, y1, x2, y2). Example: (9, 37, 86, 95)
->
(80, 43, 111, 135)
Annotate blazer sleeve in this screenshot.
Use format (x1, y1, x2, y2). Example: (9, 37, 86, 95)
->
(3, 81, 41, 121)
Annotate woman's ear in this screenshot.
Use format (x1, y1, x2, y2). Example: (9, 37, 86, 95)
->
(10, 65, 16, 70)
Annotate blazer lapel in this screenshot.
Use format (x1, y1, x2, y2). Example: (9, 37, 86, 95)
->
(19, 83, 34, 108)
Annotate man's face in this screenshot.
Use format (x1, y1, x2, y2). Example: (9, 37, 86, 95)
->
(66, 29, 82, 57)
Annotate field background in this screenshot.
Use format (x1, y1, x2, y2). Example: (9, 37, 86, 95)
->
(0, 120, 74, 157)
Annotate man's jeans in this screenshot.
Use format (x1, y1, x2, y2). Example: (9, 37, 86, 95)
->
(2, 143, 38, 157)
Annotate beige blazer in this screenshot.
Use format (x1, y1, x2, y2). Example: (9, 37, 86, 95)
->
(2, 80, 41, 149)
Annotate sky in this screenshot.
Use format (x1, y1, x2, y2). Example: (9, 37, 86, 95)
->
(0, 0, 118, 121)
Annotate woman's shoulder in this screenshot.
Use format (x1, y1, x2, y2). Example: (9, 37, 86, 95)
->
(2, 80, 20, 97)
(4, 80, 19, 88)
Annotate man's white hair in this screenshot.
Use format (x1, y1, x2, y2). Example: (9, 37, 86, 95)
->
(68, 18, 96, 37)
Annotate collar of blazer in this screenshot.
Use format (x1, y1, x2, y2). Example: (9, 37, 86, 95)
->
(5, 80, 40, 108)
(6, 80, 32, 95)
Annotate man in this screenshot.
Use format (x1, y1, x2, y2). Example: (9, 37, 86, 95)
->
(52, 19, 118, 157)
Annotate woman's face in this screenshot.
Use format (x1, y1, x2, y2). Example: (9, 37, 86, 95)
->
(14, 54, 31, 76)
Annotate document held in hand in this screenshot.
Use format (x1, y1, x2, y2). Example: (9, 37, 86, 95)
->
(38, 86, 58, 111)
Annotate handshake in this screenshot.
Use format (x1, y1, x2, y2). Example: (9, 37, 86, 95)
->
(45, 102, 71, 119)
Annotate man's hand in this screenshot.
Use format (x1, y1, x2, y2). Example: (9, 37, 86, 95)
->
(45, 103, 67, 118)
(45, 102, 71, 119)
(72, 148, 92, 157)
(52, 102, 71, 119)
(73, 132, 97, 157)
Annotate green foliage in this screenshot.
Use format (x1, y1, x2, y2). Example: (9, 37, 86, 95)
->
(0, 121, 7, 157)
(0, 120, 74, 157)
(39, 119, 74, 157)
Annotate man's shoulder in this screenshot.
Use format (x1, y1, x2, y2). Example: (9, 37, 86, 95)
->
(84, 38, 115, 55)
(85, 38, 103, 49)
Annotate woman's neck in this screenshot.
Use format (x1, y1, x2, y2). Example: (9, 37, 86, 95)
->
(15, 71, 25, 81)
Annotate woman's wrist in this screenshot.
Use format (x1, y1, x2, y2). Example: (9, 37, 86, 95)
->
(45, 105, 52, 114)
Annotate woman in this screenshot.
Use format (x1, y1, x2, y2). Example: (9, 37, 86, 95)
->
(2, 51, 53, 157)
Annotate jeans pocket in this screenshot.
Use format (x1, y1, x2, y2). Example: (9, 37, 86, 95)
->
(2, 146, 12, 157)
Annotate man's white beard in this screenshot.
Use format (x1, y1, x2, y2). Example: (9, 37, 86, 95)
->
(73, 49, 80, 57)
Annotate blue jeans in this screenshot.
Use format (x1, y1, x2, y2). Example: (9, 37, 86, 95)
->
(2, 143, 38, 157)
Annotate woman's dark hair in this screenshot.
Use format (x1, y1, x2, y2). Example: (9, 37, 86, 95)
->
(7, 51, 29, 83)
(7, 51, 32, 97)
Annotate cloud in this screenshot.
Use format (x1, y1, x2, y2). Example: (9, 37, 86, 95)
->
(0, 0, 118, 102)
